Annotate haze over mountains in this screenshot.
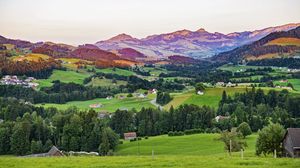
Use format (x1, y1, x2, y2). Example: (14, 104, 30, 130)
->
(96, 23, 300, 58)
(1, 23, 299, 63)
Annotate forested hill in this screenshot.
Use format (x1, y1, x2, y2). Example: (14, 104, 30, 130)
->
(213, 26, 300, 63)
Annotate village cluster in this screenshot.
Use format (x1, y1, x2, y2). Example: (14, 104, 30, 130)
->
(0, 75, 39, 88)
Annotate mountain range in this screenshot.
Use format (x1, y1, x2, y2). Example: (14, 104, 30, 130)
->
(214, 26, 300, 63)
(1, 23, 300, 65)
(95, 23, 300, 58)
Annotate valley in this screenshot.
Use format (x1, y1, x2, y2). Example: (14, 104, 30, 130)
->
(1, 23, 300, 168)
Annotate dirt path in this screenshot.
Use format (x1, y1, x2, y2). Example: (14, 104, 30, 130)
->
(150, 98, 163, 110)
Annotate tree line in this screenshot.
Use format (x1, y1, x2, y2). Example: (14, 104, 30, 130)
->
(0, 97, 119, 156)
(0, 56, 61, 79)
(217, 88, 300, 132)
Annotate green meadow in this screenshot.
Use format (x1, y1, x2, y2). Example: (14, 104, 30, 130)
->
(164, 87, 248, 110)
(95, 68, 136, 76)
(36, 70, 91, 89)
(116, 133, 255, 156)
(1, 133, 299, 168)
(86, 77, 128, 87)
(37, 96, 155, 112)
(274, 78, 300, 91)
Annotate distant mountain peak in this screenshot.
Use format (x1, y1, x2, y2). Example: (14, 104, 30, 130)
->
(108, 33, 134, 42)
(196, 28, 208, 33)
(173, 29, 192, 36)
(94, 23, 300, 58)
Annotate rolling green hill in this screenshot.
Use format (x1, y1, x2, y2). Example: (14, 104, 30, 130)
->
(37, 95, 156, 112)
(164, 87, 247, 110)
(1, 133, 299, 168)
(116, 133, 256, 156)
(36, 69, 91, 89)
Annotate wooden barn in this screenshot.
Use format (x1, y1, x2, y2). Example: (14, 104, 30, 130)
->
(282, 128, 300, 158)
(24, 146, 64, 157)
(124, 132, 137, 140)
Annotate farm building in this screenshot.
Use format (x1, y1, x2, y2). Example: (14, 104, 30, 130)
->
(98, 111, 111, 119)
(197, 90, 204, 95)
(226, 82, 235, 87)
(215, 115, 230, 122)
(89, 103, 103, 108)
(24, 146, 64, 157)
(282, 128, 300, 158)
(148, 89, 157, 94)
(138, 94, 147, 98)
(216, 82, 225, 87)
(124, 132, 137, 140)
(106, 96, 113, 100)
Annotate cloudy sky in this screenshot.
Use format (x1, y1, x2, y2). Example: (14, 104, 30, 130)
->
(0, 0, 299, 45)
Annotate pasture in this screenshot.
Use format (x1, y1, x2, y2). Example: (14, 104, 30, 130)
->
(1, 133, 300, 168)
(164, 87, 248, 109)
(116, 133, 256, 156)
(274, 78, 300, 91)
(12, 53, 50, 62)
(58, 58, 92, 69)
(86, 77, 127, 87)
(36, 70, 91, 89)
(95, 68, 136, 76)
(37, 96, 155, 112)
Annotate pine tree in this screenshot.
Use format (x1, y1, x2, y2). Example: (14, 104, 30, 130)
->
(99, 129, 110, 156)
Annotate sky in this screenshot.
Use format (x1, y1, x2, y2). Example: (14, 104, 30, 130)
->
(0, 0, 299, 45)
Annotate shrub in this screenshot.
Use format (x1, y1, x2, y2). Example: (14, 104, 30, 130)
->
(130, 138, 137, 142)
(174, 131, 184, 136)
(145, 136, 148, 139)
(168, 131, 174, 136)
(237, 122, 252, 138)
(211, 127, 221, 133)
(256, 123, 285, 156)
(107, 150, 114, 156)
(205, 128, 212, 133)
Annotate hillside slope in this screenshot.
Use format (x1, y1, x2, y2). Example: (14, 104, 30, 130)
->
(213, 26, 300, 63)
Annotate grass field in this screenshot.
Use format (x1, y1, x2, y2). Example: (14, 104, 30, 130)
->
(116, 133, 256, 156)
(1, 134, 300, 168)
(12, 53, 50, 62)
(95, 68, 136, 76)
(143, 67, 169, 77)
(274, 78, 300, 91)
(218, 64, 288, 73)
(36, 70, 91, 89)
(218, 64, 266, 72)
(86, 77, 127, 87)
(265, 37, 300, 46)
(37, 96, 155, 112)
(164, 87, 247, 110)
(58, 58, 92, 69)
(231, 75, 264, 81)
(1, 155, 300, 168)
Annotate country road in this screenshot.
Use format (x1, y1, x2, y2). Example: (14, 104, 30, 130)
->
(150, 98, 163, 110)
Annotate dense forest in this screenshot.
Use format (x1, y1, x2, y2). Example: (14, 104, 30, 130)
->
(84, 72, 185, 92)
(248, 58, 300, 68)
(1, 87, 299, 156)
(0, 98, 119, 155)
(0, 56, 61, 79)
(0, 81, 124, 104)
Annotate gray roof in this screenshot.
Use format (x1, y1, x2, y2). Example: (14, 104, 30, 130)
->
(48, 146, 62, 155)
(285, 128, 300, 148)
